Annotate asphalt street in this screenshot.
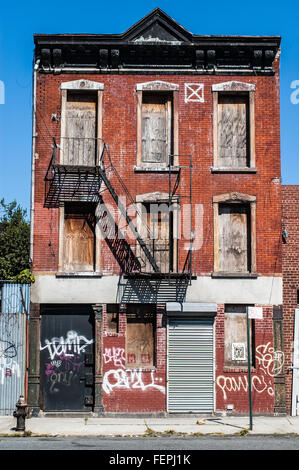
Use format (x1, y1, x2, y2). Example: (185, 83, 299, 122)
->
(0, 435, 299, 451)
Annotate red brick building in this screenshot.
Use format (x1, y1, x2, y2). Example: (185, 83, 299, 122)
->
(29, 9, 284, 415)
(282, 186, 299, 415)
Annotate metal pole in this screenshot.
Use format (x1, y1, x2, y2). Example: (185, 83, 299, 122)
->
(246, 307, 253, 430)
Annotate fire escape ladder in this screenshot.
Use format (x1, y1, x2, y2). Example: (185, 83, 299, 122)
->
(99, 143, 160, 274)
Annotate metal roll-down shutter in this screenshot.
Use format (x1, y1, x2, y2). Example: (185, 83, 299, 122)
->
(167, 319, 214, 413)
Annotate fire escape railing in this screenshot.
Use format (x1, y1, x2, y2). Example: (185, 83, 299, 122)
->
(44, 138, 193, 279)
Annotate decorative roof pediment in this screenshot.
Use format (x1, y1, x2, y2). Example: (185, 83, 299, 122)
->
(34, 8, 281, 74)
(123, 8, 192, 43)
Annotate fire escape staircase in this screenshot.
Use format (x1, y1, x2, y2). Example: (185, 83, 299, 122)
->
(44, 138, 160, 274)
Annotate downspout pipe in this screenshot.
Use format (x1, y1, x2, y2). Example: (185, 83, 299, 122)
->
(29, 58, 40, 265)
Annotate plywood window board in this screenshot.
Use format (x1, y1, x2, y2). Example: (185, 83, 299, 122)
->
(126, 305, 156, 369)
(60, 80, 104, 166)
(224, 304, 255, 367)
(212, 81, 255, 171)
(62, 202, 96, 272)
(136, 81, 179, 169)
(213, 193, 256, 275)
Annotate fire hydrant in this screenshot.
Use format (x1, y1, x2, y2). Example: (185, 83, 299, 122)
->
(13, 395, 27, 431)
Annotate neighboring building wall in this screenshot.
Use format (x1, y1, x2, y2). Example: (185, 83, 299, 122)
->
(0, 283, 30, 415)
(282, 185, 299, 414)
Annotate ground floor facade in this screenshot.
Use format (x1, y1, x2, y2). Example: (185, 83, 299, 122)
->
(28, 274, 286, 415)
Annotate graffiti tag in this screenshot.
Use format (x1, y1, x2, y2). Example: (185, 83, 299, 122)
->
(0, 357, 20, 385)
(217, 342, 284, 401)
(40, 330, 94, 360)
(0, 340, 17, 359)
(102, 347, 165, 395)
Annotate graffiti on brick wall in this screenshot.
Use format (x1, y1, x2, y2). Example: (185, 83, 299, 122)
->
(217, 342, 285, 401)
(102, 347, 165, 395)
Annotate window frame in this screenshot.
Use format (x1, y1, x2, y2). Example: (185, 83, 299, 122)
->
(60, 80, 104, 165)
(58, 202, 102, 275)
(212, 81, 256, 172)
(136, 192, 179, 273)
(213, 192, 257, 277)
(224, 304, 255, 369)
(125, 304, 156, 370)
(136, 81, 179, 171)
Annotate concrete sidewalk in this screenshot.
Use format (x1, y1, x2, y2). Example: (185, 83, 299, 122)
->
(1, 415, 299, 437)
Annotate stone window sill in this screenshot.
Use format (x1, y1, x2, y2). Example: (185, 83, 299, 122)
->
(211, 167, 257, 174)
(134, 166, 180, 173)
(223, 366, 256, 373)
(211, 272, 258, 279)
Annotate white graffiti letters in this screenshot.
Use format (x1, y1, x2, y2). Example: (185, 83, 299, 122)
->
(255, 342, 284, 377)
(0, 357, 20, 385)
(40, 330, 94, 360)
(217, 343, 284, 400)
(103, 368, 165, 395)
(102, 347, 165, 395)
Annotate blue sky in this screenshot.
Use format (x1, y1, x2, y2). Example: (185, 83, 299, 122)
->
(0, 0, 298, 214)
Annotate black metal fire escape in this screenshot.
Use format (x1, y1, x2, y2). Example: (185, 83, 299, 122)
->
(44, 137, 193, 292)
(45, 138, 160, 274)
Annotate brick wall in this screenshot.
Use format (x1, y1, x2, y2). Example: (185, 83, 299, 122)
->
(33, 59, 282, 415)
(215, 304, 276, 414)
(282, 185, 299, 414)
(102, 304, 166, 413)
(33, 63, 282, 278)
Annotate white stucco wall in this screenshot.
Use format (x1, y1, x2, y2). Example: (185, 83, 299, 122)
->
(31, 274, 282, 305)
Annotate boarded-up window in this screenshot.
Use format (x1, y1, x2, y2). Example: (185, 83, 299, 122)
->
(218, 94, 249, 168)
(63, 203, 96, 272)
(126, 305, 156, 368)
(224, 304, 255, 367)
(106, 304, 119, 334)
(142, 93, 172, 165)
(139, 203, 172, 273)
(64, 91, 97, 166)
(218, 203, 251, 273)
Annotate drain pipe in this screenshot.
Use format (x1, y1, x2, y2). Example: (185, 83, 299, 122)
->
(29, 59, 40, 264)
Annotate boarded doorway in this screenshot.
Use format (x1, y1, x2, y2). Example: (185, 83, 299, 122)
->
(40, 305, 94, 411)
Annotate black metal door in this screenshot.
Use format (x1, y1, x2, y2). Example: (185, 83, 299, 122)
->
(40, 305, 94, 411)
